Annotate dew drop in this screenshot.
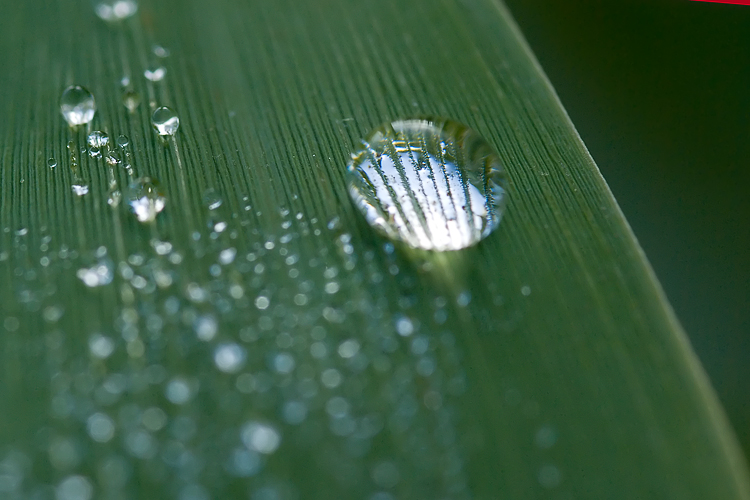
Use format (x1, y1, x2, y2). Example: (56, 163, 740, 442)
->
(56, 475, 93, 500)
(94, 0, 138, 21)
(151, 106, 180, 136)
(72, 183, 90, 196)
(116, 135, 129, 147)
(213, 343, 246, 373)
(60, 86, 96, 127)
(76, 258, 114, 287)
(241, 422, 281, 454)
(144, 67, 166, 82)
(153, 45, 170, 58)
(87, 131, 109, 148)
(122, 90, 140, 113)
(203, 188, 223, 210)
(347, 118, 506, 251)
(48, 158, 57, 169)
(125, 177, 166, 222)
(107, 188, 122, 207)
(165, 378, 192, 404)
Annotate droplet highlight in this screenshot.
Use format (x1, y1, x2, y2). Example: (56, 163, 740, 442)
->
(94, 0, 138, 21)
(60, 86, 96, 127)
(122, 90, 140, 113)
(87, 131, 109, 148)
(347, 118, 506, 251)
(151, 106, 180, 136)
(126, 177, 166, 222)
(144, 67, 166, 82)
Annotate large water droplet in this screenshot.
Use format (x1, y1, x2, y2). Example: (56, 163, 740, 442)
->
(60, 86, 96, 127)
(347, 118, 506, 251)
(94, 0, 138, 21)
(126, 177, 166, 222)
(151, 106, 180, 136)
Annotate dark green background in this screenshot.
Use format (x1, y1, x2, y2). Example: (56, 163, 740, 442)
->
(503, 0, 750, 454)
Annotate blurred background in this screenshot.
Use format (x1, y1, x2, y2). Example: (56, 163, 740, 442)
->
(502, 0, 750, 456)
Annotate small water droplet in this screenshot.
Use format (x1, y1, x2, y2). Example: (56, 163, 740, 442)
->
(107, 189, 122, 207)
(94, 0, 138, 21)
(56, 475, 93, 500)
(88, 146, 101, 158)
(77, 258, 114, 287)
(60, 86, 96, 127)
(213, 343, 246, 373)
(48, 158, 57, 168)
(203, 188, 223, 210)
(117, 135, 130, 147)
(347, 118, 506, 251)
(122, 90, 140, 113)
(105, 153, 120, 167)
(72, 183, 90, 196)
(144, 66, 166, 82)
(87, 131, 109, 148)
(126, 177, 166, 222)
(151, 106, 179, 136)
(241, 422, 281, 454)
(153, 45, 170, 58)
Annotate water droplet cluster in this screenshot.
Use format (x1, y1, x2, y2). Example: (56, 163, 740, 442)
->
(8, 5, 527, 499)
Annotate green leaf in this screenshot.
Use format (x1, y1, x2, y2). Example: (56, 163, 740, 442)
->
(0, 0, 747, 498)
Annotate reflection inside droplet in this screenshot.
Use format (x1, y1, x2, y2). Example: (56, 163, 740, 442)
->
(60, 86, 96, 127)
(94, 0, 138, 21)
(347, 118, 506, 251)
(151, 106, 180, 136)
(125, 177, 166, 222)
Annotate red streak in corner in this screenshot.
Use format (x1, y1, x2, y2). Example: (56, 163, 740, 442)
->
(692, 0, 750, 5)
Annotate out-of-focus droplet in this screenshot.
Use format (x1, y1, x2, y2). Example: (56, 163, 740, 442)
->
(241, 422, 281, 454)
(214, 343, 246, 373)
(94, 0, 138, 21)
(144, 67, 166, 82)
(126, 177, 166, 222)
(122, 90, 140, 113)
(151, 106, 179, 136)
(56, 475, 93, 500)
(60, 86, 96, 127)
(347, 118, 506, 251)
(153, 45, 170, 58)
(108, 189, 122, 207)
(72, 183, 90, 196)
(77, 258, 114, 287)
(203, 188, 223, 210)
